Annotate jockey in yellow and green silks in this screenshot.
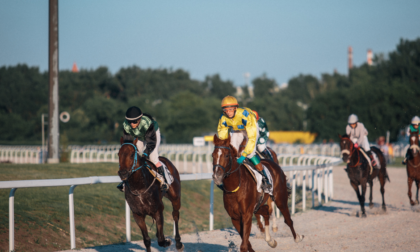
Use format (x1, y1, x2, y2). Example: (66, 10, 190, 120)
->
(217, 95, 271, 190)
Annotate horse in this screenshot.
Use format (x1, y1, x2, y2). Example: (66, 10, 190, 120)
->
(338, 134, 390, 217)
(118, 137, 184, 252)
(238, 143, 280, 234)
(213, 134, 303, 252)
(406, 130, 420, 205)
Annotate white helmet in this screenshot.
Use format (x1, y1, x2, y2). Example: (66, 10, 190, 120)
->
(411, 116, 420, 125)
(348, 114, 358, 124)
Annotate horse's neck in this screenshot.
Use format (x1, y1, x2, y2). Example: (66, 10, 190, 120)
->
(349, 149, 362, 167)
(129, 163, 154, 190)
(223, 162, 241, 191)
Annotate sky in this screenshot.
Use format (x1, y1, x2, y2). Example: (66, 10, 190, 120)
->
(1, 0, 419, 86)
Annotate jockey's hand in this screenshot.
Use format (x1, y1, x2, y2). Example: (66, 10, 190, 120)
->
(237, 156, 246, 164)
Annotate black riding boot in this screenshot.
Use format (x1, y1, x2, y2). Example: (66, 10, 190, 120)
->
(255, 163, 272, 191)
(262, 149, 274, 161)
(117, 182, 124, 192)
(158, 166, 169, 192)
(403, 149, 411, 165)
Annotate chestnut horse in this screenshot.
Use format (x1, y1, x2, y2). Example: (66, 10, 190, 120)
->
(339, 134, 390, 217)
(406, 130, 420, 205)
(238, 143, 280, 234)
(213, 134, 303, 252)
(118, 137, 184, 252)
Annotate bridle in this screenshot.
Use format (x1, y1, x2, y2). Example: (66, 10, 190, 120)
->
(341, 137, 360, 168)
(213, 145, 241, 193)
(119, 143, 156, 195)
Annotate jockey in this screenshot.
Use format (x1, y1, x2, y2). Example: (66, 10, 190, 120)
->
(402, 116, 420, 165)
(117, 106, 169, 192)
(252, 110, 274, 161)
(217, 96, 272, 190)
(346, 114, 378, 168)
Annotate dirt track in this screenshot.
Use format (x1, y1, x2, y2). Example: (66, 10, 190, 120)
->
(62, 166, 420, 252)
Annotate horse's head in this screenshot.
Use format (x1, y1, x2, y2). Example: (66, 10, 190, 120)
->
(409, 131, 420, 155)
(212, 134, 238, 186)
(118, 136, 139, 181)
(338, 133, 354, 163)
(237, 138, 247, 158)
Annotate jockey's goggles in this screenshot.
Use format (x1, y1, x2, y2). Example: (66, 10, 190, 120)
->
(222, 107, 237, 112)
(127, 118, 141, 124)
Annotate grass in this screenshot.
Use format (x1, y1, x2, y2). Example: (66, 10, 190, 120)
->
(0, 163, 232, 252)
(388, 157, 405, 168)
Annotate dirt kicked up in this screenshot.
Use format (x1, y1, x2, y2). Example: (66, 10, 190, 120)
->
(61, 166, 420, 252)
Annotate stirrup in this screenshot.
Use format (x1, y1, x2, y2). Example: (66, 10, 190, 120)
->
(117, 182, 124, 192)
(402, 159, 407, 165)
(161, 183, 169, 192)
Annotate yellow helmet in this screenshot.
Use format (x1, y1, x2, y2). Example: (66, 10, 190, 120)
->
(221, 95, 239, 108)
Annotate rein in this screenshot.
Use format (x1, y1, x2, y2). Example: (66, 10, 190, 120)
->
(120, 143, 157, 196)
(213, 145, 241, 193)
(341, 137, 361, 168)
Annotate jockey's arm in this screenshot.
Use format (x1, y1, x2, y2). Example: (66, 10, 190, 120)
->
(217, 116, 229, 140)
(243, 112, 258, 157)
(143, 124, 157, 156)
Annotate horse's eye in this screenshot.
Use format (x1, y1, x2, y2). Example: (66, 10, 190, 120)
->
(225, 155, 229, 158)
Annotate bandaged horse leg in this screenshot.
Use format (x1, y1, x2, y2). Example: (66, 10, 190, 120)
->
(270, 200, 278, 232)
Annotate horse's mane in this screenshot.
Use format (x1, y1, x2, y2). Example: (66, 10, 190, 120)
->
(341, 134, 350, 138)
(122, 134, 134, 143)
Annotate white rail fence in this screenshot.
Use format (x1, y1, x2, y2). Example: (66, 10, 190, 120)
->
(1, 153, 341, 252)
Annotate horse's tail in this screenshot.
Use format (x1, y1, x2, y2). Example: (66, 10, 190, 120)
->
(371, 146, 390, 182)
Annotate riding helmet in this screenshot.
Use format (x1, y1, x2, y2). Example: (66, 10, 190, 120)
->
(125, 106, 143, 121)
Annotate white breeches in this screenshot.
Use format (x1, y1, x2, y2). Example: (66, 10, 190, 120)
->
(230, 130, 259, 158)
(135, 129, 161, 165)
(352, 136, 370, 151)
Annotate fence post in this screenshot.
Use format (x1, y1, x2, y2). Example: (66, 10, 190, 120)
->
(324, 168, 329, 203)
(311, 169, 315, 208)
(317, 169, 322, 206)
(302, 170, 306, 211)
(329, 165, 334, 199)
(69, 185, 77, 249)
(126, 200, 131, 242)
(9, 188, 17, 252)
(209, 180, 214, 231)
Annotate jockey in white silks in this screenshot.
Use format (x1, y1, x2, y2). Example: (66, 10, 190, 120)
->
(346, 114, 378, 168)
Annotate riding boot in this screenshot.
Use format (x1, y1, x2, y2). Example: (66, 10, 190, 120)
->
(255, 163, 272, 191)
(403, 149, 411, 165)
(117, 182, 125, 192)
(156, 166, 169, 192)
(367, 151, 378, 168)
(262, 149, 274, 161)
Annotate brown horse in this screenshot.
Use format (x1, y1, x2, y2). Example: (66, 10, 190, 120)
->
(118, 137, 184, 252)
(213, 134, 303, 252)
(238, 143, 280, 235)
(406, 130, 420, 205)
(339, 134, 390, 217)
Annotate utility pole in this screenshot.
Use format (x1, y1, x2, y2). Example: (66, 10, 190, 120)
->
(47, 0, 60, 163)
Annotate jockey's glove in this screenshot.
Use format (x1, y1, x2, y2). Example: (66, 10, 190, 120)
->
(354, 143, 359, 149)
(237, 156, 246, 164)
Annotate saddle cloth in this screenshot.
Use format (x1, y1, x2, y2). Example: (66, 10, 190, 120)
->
(359, 149, 380, 174)
(243, 163, 273, 195)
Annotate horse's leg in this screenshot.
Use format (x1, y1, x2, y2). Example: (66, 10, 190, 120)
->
(416, 180, 420, 205)
(154, 210, 172, 248)
(379, 171, 387, 211)
(275, 194, 303, 243)
(360, 181, 367, 217)
(132, 213, 152, 252)
(268, 198, 278, 232)
(240, 213, 254, 252)
(408, 177, 415, 206)
(231, 218, 255, 252)
(368, 180, 374, 209)
(255, 205, 277, 248)
(171, 197, 184, 251)
(254, 213, 264, 237)
(350, 181, 365, 217)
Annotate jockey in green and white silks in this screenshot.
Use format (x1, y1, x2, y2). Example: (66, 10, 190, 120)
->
(119, 106, 170, 191)
(346, 114, 378, 168)
(403, 116, 420, 165)
(252, 110, 274, 161)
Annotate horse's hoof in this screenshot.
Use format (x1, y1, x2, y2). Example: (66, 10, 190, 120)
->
(165, 238, 172, 247)
(267, 239, 277, 248)
(294, 234, 304, 243)
(382, 205, 387, 211)
(410, 201, 416, 206)
(361, 213, 367, 218)
(272, 227, 278, 233)
(369, 203, 374, 209)
(176, 243, 184, 252)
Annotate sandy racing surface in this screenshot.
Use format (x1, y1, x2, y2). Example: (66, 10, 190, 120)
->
(62, 166, 420, 252)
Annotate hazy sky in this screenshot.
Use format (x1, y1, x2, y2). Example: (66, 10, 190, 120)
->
(1, 0, 419, 86)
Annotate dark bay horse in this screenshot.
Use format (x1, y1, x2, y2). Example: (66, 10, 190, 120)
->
(406, 130, 420, 205)
(339, 134, 390, 217)
(213, 134, 303, 252)
(118, 137, 184, 252)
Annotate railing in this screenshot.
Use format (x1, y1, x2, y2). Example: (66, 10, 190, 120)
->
(1, 153, 341, 252)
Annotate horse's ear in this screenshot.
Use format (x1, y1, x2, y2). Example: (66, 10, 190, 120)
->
(120, 136, 124, 145)
(133, 138, 138, 145)
(338, 134, 342, 139)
